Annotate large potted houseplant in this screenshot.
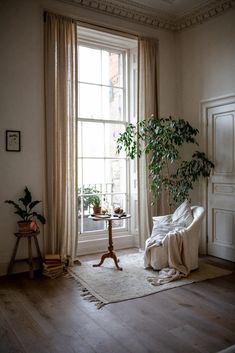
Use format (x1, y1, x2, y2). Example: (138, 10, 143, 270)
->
(5, 186, 46, 233)
(117, 116, 214, 209)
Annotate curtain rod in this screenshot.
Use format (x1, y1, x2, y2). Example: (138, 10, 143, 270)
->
(43, 10, 139, 40)
(43, 10, 158, 41)
(43, 11, 159, 42)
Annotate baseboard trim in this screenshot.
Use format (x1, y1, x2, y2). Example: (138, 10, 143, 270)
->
(0, 261, 41, 277)
(0, 234, 139, 276)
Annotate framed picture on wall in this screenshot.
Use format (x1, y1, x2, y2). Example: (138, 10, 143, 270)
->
(6, 130, 21, 152)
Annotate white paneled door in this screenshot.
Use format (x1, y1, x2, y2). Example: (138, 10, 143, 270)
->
(207, 102, 235, 262)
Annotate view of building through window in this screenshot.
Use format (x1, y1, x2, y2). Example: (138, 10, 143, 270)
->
(77, 27, 137, 236)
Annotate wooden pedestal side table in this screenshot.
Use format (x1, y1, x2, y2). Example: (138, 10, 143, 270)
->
(8, 231, 43, 279)
(88, 214, 131, 271)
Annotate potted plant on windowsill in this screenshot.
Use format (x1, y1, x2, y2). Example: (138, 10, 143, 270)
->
(78, 186, 102, 215)
(5, 186, 46, 233)
(91, 194, 102, 215)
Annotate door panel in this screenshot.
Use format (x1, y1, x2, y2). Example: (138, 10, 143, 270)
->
(214, 114, 234, 174)
(208, 102, 235, 262)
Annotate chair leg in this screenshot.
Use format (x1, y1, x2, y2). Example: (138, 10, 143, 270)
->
(33, 234, 43, 265)
(7, 237, 20, 275)
(28, 236, 34, 279)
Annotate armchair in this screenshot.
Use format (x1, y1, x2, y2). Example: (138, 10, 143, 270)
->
(144, 206, 205, 271)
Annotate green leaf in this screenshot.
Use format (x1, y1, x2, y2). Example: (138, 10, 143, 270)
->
(116, 115, 214, 206)
(19, 186, 32, 207)
(29, 200, 41, 210)
(5, 187, 46, 224)
(5, 200, 21, 209)
(32, 212, 46, 224)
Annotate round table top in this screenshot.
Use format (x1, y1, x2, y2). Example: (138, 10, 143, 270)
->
(88, 214, 131, 221)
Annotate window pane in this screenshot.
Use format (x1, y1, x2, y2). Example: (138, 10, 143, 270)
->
(102, 87, 123, 120)
(79, 46, 101, 84)
(76, 35, 135, 236)
(105, 123, 125, 157)
(102, 50, 123, 87)
(82, 122, 104, 157)
(79, 212, 106, 233)
(105, 159, 126, 193)
(83, 159, 104, 185)
(112, 194, 127, 229)
(103, 193, 126, 213)
(112, 193, 126, 211)
(78, 158, 82, 188)
(77, 122, 82, 157)
(78, 184, 102, 213)
(79, 83, 101, 119)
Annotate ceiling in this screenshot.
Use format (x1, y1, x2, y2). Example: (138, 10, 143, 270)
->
(114, 0, 217, 18)
(58, 0, 235, 31)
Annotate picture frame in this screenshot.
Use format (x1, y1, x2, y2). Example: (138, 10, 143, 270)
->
(6, 130, 21, 152)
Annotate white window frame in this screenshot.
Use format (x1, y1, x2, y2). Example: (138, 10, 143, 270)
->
(76, 26, 138, 253)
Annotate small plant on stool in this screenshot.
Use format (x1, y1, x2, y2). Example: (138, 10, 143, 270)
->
(5, 186, 46, 233)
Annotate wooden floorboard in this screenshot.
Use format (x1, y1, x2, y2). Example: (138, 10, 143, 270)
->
(0, 253, 235, 353)
(0, 302, 26, 353)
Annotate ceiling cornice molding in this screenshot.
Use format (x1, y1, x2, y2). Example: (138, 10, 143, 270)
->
(57, 0, 173, 30)
(175, 0, 235, 30)
(56, 0, 235, 31)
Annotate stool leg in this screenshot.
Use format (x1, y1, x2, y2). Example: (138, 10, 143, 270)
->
(28, 236, 34, 279)
(33, 234, 43, 265)
(7, 237, 20, 275)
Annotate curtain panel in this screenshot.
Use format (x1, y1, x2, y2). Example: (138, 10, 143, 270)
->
(138, 38, 167, 249)
(44, 13, 78, 263)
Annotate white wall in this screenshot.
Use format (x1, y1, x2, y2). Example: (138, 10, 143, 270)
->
(0, 0, 45, 275)
(178, 8, 235, 207)
(179, 8, 235, 124)
(0, 0, 178, 275)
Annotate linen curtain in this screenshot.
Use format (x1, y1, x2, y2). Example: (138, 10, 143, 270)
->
(44, 13, 78, 263)
(138, 38, 167, 249)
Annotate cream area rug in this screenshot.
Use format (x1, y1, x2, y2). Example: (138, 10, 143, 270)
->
(67, 252, 232, 308)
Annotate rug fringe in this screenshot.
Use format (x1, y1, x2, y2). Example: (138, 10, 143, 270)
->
(64, 270, 106, 309)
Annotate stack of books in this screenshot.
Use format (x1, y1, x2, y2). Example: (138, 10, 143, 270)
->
(42, 254, 64, 279)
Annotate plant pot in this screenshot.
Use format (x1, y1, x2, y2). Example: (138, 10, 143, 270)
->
(93, 206, 101, 215)
(18, 221, 32, 233)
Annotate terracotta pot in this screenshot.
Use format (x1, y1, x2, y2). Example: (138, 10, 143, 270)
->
(18, 221, 31, 233)
(93, 206, 101, 215)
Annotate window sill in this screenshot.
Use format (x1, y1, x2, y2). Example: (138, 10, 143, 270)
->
(77, 233, 139, 256)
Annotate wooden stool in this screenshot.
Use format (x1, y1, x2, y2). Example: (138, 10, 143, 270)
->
(7, 231, 43, 279)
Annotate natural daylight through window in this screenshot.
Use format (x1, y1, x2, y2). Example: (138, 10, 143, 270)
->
(77, 26, 138, 238)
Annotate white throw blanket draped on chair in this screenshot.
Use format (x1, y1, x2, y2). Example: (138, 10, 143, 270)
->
(146, 228, 191, 285)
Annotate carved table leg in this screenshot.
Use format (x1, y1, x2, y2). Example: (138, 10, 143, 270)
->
(110, 252, 122, 271)
(93, 251, 122, 270)
(93, 219, 122, 270)
(93, 252, 111, 267)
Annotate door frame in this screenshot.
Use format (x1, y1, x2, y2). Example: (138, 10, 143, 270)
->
(199, 93, 235, 254)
